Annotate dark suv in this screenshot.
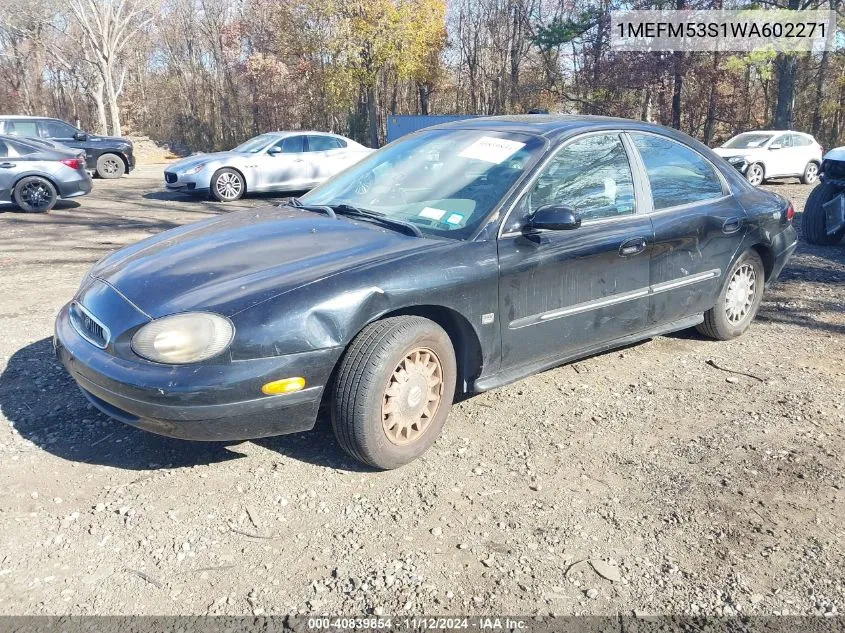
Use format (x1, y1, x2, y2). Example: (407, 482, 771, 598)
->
(0, 116, 135, 179)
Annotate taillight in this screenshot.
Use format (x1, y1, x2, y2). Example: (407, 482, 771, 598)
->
(60, 158, 83, 170)
(786, 202, 794, 222)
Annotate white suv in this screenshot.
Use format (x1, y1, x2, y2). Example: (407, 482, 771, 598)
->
(713, 131, 823, 186)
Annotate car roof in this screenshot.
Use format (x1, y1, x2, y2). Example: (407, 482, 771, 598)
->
(734, 130, 814, 137)
(428, 114, 708, 143)
(0, 115, 64, 120)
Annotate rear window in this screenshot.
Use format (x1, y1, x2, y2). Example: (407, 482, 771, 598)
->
(307, 135, 344, 151)
(4, 120, 39, 137)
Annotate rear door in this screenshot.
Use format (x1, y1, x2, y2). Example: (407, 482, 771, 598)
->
(497, 131, 653, 369)
(306, 135, 348, 184)
(628, 132, 747, 325)
(0, 140, 16, 202)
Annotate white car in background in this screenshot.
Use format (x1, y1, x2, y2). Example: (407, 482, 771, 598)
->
(164, 131, 373, 201)
(713, 130, 823, 186)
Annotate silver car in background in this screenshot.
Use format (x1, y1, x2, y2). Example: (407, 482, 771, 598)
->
(164, 131, 373, 202)
(0, 134, 92, 213)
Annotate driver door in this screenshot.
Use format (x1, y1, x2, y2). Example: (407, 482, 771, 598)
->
(263, 135, 309, 190)
(496, 132, 653, 369)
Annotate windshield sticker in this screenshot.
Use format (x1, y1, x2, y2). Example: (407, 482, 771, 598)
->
(419, 207, 446, 221)
(458, 137, 526, 164)
(446, 213, 464, 225)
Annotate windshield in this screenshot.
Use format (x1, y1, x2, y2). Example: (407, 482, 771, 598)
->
(723, 133, 775, 149)
(300, 129, 545, 239)
(233, 133, 276, 153)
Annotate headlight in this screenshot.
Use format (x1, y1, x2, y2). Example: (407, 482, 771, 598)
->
(727, 156, 746, 164)
(182, 162, 207, 175)
(131, 312, 234, 364)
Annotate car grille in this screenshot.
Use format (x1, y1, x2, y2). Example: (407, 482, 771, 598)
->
(69, 302, 110, 348)
(164, 172, 177, 184)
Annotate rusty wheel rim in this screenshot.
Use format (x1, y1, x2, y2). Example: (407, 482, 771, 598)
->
(382, 347, 443, 446)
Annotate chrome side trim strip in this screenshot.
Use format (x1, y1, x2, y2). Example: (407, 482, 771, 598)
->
(650, 268, 721, 294)
(508, 268, 722, 329)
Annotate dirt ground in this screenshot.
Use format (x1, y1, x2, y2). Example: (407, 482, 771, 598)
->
(0, 165, 843, 618)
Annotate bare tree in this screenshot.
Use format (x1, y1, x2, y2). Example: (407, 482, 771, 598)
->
(68, 0, 158, 135)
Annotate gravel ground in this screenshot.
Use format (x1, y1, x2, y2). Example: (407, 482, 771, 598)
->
(0, 166, 843, 617)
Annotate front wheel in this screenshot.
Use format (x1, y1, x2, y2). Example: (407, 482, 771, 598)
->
(14, 176, 58, 213)
(697, 249, 765, 340)
(210, 168, 245, 202)
(745, 163, 765, 186)
(803, 182, 845, 245)
(331, 316, 457, 469)
(96, 153, 125, 179)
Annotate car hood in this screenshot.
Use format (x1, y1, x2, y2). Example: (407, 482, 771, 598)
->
(713, 147, 766, 160)
(88, 134, 132, 146)
(89, 206, 445, 318)
(169, 152, 244, 170)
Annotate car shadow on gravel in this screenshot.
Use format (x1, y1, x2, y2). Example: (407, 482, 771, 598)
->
(0, 338, 244, 470)
(0, 338, 367, 471)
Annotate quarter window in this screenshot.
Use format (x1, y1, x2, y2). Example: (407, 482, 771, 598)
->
(523, 133, 636, 222)
(790, 134, 812, 147)
(631, 134, 723, 210)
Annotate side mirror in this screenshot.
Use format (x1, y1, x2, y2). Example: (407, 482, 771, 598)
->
(74, 132, 88, 141)
(267, 146, 282, 156)
(527, 204, 581, 231)
(769, 143, 782, 150)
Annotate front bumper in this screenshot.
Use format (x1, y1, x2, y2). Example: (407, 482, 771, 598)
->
(726, 159, 749, 175)
(164, 170, 210, 194)
(54, 298, 342, 441)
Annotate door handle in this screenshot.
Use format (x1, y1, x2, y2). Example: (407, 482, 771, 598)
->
(722, 217, 744, 234)
(0, 162, 16, 168)
(619, 236, 647, 257)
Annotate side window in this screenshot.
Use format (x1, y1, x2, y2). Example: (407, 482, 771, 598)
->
(40, 120, 77, 139)
(0, 140, 8, 159)
(272, 135, 304, 153)
(307, 135, 342, 152)
(4, 120, 39, 137)
(7, 140, 36, 156)
(632, 134, 724, 210)
(772, 134, 791, 148)
(790, 134, 811, 147)
(523, 133, 636, 223)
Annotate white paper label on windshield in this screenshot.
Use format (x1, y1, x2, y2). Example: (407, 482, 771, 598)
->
(419, 207, 446, 220)
(458, 137, 525, 164)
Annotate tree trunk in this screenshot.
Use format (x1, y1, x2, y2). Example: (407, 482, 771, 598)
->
(670, 0, 684, 130)
(418, 83, 430, 115)
(811, 48, 829, 137)
(367, 83, 378, 148)
(92, 76, 108, 135)
(774, 53, 796, 129)
(703, 52, 720, 144)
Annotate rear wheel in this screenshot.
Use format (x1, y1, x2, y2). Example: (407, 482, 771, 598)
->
(697, 249, 765, 340)
(803, 182, 845, 245)
(800, 161, 819, 185)
(210, 168, 245, 202)
(14, 176, 57, 213)
(331, 316, 457, 470)
(96, 153, 125, 179)
(745, 163, 765, 186)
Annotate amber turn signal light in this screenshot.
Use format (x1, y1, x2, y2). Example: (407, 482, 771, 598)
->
(261, 377, 306, 395)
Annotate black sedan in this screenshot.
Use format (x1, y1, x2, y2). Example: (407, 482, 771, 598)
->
(55, 116, 798, 469)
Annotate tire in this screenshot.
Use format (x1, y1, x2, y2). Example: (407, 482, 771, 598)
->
(800, 161, 819, 185)
(331, 316, 457, 470)
(697, 249, 765, 341)
(96, 153, 125, 179)
(802, 182, 845, 246)
(13, 176, 58, 213)
(745, 163, 765, 186)
(210, 168, 245, 202)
